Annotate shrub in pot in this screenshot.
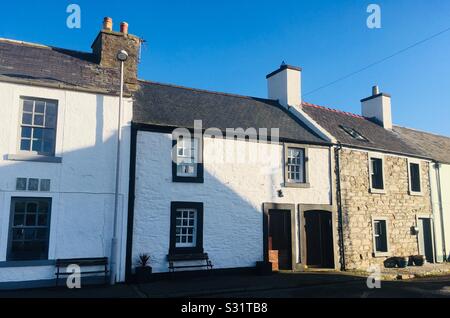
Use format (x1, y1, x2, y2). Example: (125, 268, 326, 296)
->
(396, 257, 408, 268)
(411, 255, 425, 266)
(384, 257, 397, 268)
(135, 253, 153, 283)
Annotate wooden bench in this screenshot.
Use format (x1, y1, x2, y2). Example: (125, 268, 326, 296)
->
(167, 253, 213, 272)
(55, 257, 108, 286)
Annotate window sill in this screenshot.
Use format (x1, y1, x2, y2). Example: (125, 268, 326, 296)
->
(408, 191, 423, 197)
(0, 260, 55, 268)
(172, 176, 204, 183)
(283, 182, 311, 188)
(373, 252, 391, 258)
(5, 154, 62, 163)
(369, 188, 386, 195)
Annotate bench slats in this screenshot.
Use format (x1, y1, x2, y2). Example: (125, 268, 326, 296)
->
(55, 257, 108, 286)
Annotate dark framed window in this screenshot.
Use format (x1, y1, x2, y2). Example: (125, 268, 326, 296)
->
(370, 157, 384, 191)
(19, 97, 58, 156)
(172, 135, 204, 183)
(169, 202, 204, 255)
(372, 219, 389, 255)
(409, 162, 422, 193)
(284, 144, 309, 188)
(8, 197, 52, 261)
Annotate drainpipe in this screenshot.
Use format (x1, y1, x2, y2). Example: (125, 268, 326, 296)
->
(434, 162, 447, 261)
(335, 143, 346, 270)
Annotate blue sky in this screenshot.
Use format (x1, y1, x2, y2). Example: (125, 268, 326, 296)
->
(1, 0, 449, 136)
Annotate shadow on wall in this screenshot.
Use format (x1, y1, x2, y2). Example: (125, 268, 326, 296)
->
(0, 94, 128, 264)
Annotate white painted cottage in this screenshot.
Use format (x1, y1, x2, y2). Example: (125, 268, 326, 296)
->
(126, 65, 338, 279)
(0, 19, 141, 288)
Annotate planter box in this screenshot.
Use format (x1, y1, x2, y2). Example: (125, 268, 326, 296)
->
(135, 266, 153, 283)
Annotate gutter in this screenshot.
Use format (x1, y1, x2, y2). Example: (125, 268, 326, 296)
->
(335, 143, 346, 270)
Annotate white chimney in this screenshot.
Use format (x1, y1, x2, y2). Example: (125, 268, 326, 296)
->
(361, 85, 392, 130)
(266, 63, 302, 109)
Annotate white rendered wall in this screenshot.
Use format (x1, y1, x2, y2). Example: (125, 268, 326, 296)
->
(132, 131, 332, 273)
(0, 82, 131, 284)
(430, 163, 450, 261)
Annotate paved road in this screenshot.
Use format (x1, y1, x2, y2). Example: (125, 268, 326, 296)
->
(0, 274, 449, 298)
(205, 276, 450, 298)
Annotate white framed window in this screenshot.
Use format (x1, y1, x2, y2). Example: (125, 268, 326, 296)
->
(19, 98, 58, 156)
(176, 137, 199, 177)
(408, 159, 422, 195)
(287, 147, 305, 183)
(369, 154, 385, 193)
(175, 208, 197, 248)
(372, 217, 390, 257)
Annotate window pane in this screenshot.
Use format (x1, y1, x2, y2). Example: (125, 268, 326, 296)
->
(374, 220, 388, 252)
(22, 113, 32, 125)
(371, 158, 384, 190)
(32, 139, 42, 152)
(13, 214, 25, 226)
(28, 179, 39, 191)
(21, 127, 32, 138)
(16, 178, 27, 191)
(25, 214, 36, 226)
(23, 100, 33, 112)
(20, 139, 31, 151)
(26, 202, 38, 213)
(46, 103, 57, 115)
(410, 163, 421, 192)
(34, 114, 44, 126)
(35, 101, 45, 114)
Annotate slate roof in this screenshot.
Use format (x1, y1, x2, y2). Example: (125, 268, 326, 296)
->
(0, 38, 121, 94)
(301, 102, 429, 158)
(393, 126, 450, 164)
(134, 80, 328, 144)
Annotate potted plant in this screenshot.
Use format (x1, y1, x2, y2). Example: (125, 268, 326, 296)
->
(411, 255, 426, 266)
(396, 256, 408, 268)
(135, 253, 153, 283)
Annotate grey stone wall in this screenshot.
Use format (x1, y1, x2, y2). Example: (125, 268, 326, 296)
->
(338, 148, 432, 270)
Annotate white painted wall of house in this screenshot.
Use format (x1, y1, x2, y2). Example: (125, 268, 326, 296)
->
(132, 131, 332, 273)
(0, 82, 131, 284)
(430, 163, 450, 262)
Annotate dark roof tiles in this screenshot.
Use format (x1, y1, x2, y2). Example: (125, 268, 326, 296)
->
(134, 80, 327, 144)
(302, 102, 428, 158)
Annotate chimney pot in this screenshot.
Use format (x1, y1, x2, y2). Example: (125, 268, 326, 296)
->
(103, 17, 113, 31)
(120, 22, 129, 34)
(372, 85, 380, 96)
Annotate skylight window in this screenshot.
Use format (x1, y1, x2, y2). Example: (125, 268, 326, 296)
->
(340, 125, 369, 142)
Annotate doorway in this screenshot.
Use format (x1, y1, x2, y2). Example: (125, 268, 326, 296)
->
(268, 209, 292, 270)
(418, 217, 434, 263)
(304, 210, 334, 268)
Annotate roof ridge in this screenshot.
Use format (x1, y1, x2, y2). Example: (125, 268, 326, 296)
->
(138, 79, 276, 103)
(302, 101, 364, 119)
(0, 37, 92, 56)
(394, 125, 450, 139)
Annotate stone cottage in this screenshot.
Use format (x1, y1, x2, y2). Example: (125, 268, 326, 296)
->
(300, 86, 435, 270)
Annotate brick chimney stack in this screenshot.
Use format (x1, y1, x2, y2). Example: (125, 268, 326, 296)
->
(92, 17, 142, 93)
